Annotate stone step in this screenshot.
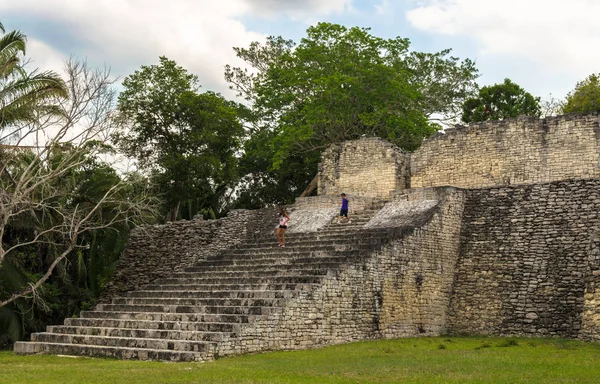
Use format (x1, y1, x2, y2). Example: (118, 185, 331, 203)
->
(47, 325, 230, 342)
(247, 225, 385, 242)
(204, 247, 364, 258)
(30, 332, 216, 353)
(156, 275, 325, 285)
(130, 288, 311, 298)
(96, 304, 279, 316)
(182, 263, 345, 273)
(123, 292, 296, 305)
(331, 214, 374, 219)
(64, 318, 241, 333)
(245, 234, 389, 247)
(210, 250, 361, 261)
(327, 222, 369, 227)
(14, 341, 206, 362)
(167, 269, 333, 281)
(237, 239, 376, 250)
(227, 243, 380, 254)
(280, 227, 387, 237)
(257, 222, 381, 235)
(233, 242, 354, 251)
(111, 297, 286, 307)
(80, 311, 251, 323)
(194, 255, 363, 268)
(243, 232, 373, 248)
(318, 227, 372, 234)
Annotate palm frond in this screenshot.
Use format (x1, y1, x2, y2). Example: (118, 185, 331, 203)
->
(0, 30, 27, 77)
(0, 56, 23, 79)
(0, 71, 68, 128)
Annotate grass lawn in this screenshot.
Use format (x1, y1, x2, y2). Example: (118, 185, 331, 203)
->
(1, 337, 600, 383)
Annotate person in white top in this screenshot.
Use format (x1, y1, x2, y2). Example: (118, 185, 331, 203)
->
(276, 208, 290, 247)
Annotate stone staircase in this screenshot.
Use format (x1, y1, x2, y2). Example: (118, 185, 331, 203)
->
(15, 209, 392, 361)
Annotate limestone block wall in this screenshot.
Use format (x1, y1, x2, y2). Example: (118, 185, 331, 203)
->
(217, 258, 381, 356)
(580, 230, 600, 341)
(448, 180, 600, 338)
(411, 114, 600, 189)
(101, 209, 277, 300)
(318, 137, 409, 198)
(215, 187, 465, 356)
(376, 188, 465, 337)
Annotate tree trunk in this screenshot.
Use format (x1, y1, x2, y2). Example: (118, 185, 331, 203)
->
(299, 175, 318, 198)
(168, 201, 180, 222)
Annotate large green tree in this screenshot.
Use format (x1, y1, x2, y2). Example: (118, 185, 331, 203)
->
(225, 22, 478, 206)
(461, 78, 541, 123)
(562, 73, 600, 114)
(0, 22, 67, 130)
(115, 57, 244, 220)
(405, 49, 479, 124)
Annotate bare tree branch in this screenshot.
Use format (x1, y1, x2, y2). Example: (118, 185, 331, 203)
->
(0, 58, 157, 307)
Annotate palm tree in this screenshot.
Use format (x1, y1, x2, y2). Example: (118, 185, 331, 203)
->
(0, 21, 68, 131)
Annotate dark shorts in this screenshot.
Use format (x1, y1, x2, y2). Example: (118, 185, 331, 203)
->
(279, 225, 287, 229)
(340, 209, 348, 217)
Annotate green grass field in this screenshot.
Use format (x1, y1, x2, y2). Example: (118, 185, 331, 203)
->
(1, 337, 599, 383)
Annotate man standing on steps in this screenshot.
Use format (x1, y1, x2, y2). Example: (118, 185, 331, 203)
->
(337, 193, 351, 224)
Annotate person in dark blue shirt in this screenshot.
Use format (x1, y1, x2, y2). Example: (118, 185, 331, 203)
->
(337, 193, 351, 224)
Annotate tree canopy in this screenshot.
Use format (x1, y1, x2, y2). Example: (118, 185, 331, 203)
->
(226, 22, 479, 206)
(461, 78, 541, 123)
(562, 73, 600, 114)
(115, 57, 244, 220)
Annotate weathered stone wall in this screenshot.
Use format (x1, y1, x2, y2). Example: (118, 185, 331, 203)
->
(318, 137, 409, 198)
(580, 229, 600, 341)
(376, 188, 465, 337)
(101, 209, 277, 301)
(448, 180, 600, 338)
(411, 114, 600, 189)
(214, 187, 465, 356)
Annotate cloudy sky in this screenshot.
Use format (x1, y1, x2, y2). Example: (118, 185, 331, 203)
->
(2, 0, 599, 102)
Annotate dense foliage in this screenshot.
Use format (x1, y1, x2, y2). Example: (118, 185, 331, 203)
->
(563, 73, 600, 114)
(0, 146, 151, 348)
(461, 78, 541, 123)
(115, 57, 244, 220)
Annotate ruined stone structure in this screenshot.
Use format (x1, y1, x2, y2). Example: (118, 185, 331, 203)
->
(319, 115, 600, 195)
(318, 137, 410, 198)
(15, 114, 600, 361)
(411, 115, 600, 189)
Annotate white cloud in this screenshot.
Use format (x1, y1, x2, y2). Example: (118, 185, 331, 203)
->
(375, 0, 390, 15)
(406, 0, 600, 95)
(246, 0, 352, 19)
(0, 0, 351, 99)
(24, 38, 68, 75)
(0, 0, 263, 97)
